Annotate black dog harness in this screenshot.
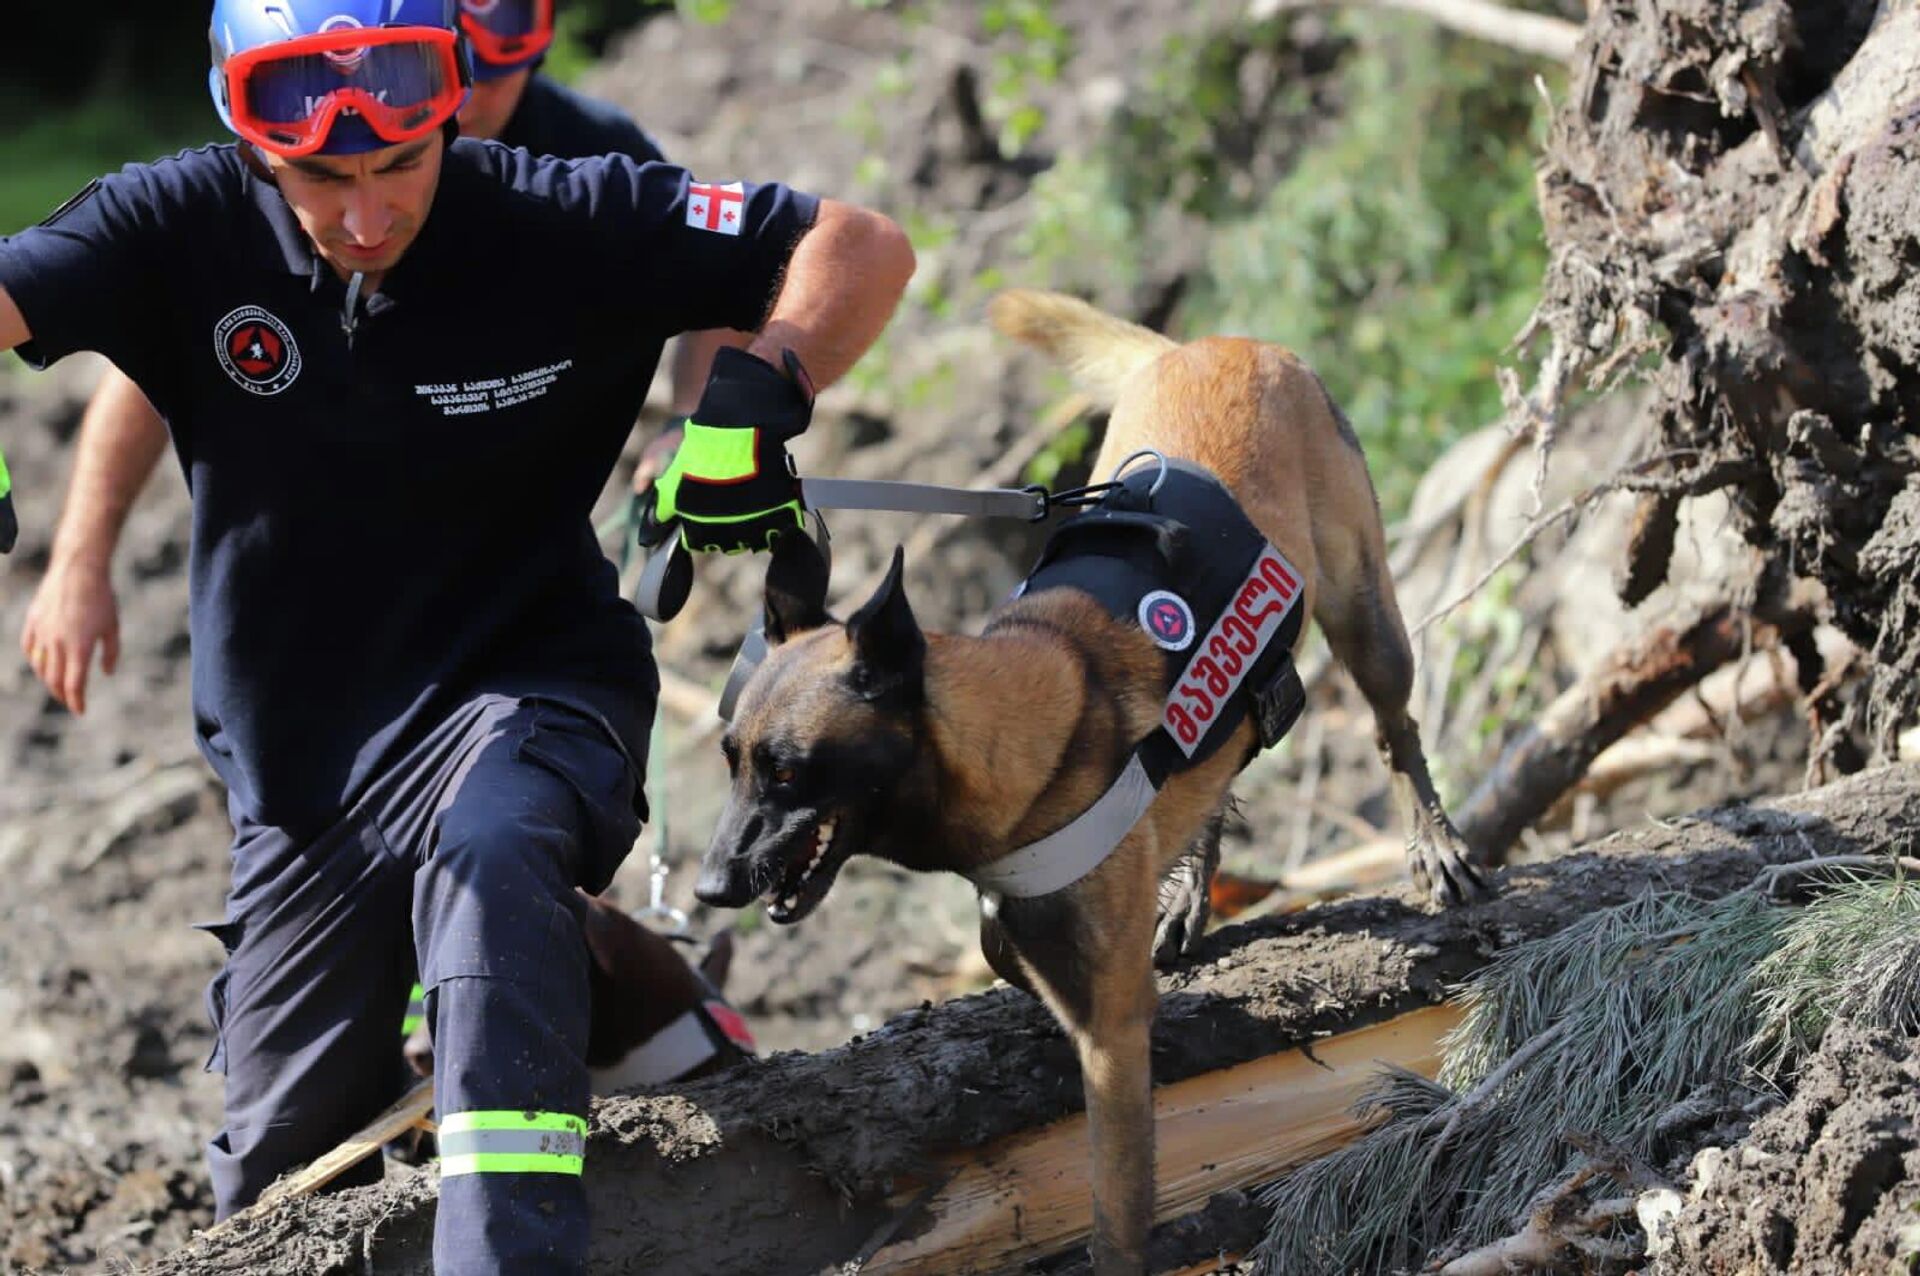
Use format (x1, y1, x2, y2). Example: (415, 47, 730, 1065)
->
(966, 458, 1308, 898)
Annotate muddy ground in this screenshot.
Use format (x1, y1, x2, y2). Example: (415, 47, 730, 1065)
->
(1662, 1022, 1920, 1275)
(0, 0, 1909, 1272)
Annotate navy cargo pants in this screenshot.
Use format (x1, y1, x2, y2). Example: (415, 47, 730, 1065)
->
(199, 694, 643, 1274)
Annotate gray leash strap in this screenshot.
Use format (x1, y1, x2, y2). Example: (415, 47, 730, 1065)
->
(717, 624, 770, 723)
(801, 477, 1048, 523)
(706, 482, 1045, 710)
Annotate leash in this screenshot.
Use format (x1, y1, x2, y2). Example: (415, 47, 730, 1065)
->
(706, 454, 1176, 721)
(635, 463, 1160, 624)
(610, 501, 690, 937)
(633, 707, 688, 935)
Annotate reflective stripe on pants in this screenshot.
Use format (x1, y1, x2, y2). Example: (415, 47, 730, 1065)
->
(438, 1110, 587, 1177)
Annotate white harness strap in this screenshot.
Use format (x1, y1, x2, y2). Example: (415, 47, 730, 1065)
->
(587, 1010, 717, 1092)
(965, 754, 1160, 899)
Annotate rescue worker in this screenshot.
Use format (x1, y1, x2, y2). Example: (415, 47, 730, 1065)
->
(0, 2, 913, 1272)
(21, 0, 726, 715)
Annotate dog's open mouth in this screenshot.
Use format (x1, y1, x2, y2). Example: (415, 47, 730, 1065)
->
(761, 815, 847, 924)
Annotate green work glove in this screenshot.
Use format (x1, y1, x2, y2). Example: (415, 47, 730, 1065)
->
(0, 446, 17, 555)
(649, 347, 814, 555)
(630, 416, 690, 552)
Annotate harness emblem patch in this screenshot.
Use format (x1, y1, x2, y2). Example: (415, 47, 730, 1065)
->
(214, 306, 303, 397)
(1139, 590, 1197, 652)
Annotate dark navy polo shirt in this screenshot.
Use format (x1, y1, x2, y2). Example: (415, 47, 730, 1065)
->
(0, 141, 817, 833)
(499, 75, 666, 165)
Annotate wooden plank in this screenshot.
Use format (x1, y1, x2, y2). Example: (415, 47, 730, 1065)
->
(865, 1004, 1460, 1275)
(207, 1080, 438, 1235)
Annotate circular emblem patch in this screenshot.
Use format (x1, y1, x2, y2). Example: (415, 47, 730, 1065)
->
(1139, 590, 1196, 652)
(318, 15, 369, 70)
(214, 306, 303, 396)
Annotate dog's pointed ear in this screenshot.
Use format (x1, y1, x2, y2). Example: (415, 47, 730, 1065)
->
(764, 532, 831, 644)
(845, 546, 924, 703)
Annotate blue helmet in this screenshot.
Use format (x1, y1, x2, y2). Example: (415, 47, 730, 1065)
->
(209, 0, 472, 156)
(459, 0, 558, 83)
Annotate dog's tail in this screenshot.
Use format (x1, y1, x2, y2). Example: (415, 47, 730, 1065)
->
(988, 289, 1176, 408)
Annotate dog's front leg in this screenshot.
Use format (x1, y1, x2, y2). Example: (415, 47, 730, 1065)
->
(1077, 967, 1157, 1275)
(998, 876, 1159, 1275)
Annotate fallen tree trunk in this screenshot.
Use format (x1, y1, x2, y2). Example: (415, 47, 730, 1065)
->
(1457, 595, 1818, 864)
(151, 763, 1920, 1276)
(864, 1006, 1458, 1274)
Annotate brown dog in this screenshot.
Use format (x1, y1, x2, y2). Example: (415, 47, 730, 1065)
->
(405, 892, 754, 1091)
(696, 290, 1484, 1273)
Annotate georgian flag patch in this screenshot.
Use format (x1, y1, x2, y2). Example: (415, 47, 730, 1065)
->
(686, 180, 746, 236)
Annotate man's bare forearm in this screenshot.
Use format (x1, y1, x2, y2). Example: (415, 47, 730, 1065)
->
(669, 328, 750, 414)
(0, 283, 27, 353)
(52, 367, 169, 571)
(747, 198, 914, 391)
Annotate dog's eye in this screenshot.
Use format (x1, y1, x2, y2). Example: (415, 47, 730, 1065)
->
(720, 737, 740, 774)
(771, 765, 797, 787)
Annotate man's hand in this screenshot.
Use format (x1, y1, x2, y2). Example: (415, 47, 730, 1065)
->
(647, 347, 814, 554)
(21, 556, 120, 714)
(0, 446, 16, 555)
(631, 418, 686, 498)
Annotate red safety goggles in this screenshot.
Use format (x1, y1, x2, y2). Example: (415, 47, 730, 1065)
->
(220, 26, 469, 158)
(459, 0, 555, 68)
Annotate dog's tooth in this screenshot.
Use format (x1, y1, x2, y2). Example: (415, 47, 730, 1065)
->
(782, 895, 798, 911)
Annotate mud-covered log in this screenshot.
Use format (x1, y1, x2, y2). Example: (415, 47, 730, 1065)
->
(151, 764, 1920, 1276)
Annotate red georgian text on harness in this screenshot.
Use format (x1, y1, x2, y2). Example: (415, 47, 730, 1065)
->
(1163, 545, 1301, 756)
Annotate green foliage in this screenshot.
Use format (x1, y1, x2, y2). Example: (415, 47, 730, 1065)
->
(1745, 870, 1920, 1084)
(539, 9, 608, 85)
(1023, 419, 1093, 487)
(1103, 19, 1312, 222)
(532, 0, 682, 81)
(675, 0, 736, 24)
(1016, 155, 1145, 297)
(1190, 14, 1552, 516)
(0, 95, 215, 236)
(998, 15, 1555, 518)
(1425, 562, 1541, 804)
(979, 0, 1073, 155)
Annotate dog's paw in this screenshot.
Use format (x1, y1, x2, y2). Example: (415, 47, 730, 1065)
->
(1153, 858, 1213, 967)
(1408, 822, 1490, 907)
